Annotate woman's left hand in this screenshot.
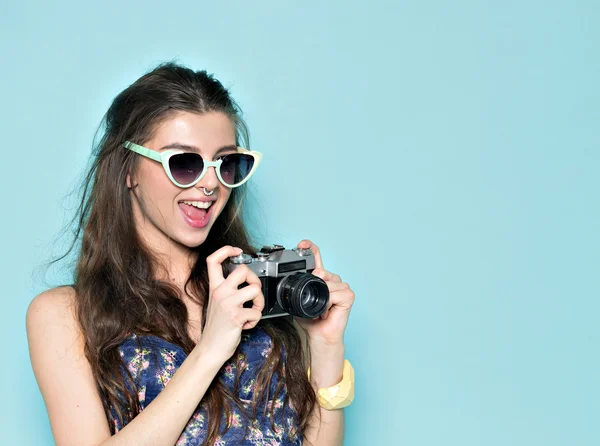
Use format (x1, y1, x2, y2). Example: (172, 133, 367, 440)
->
(293, 239, 356, 345)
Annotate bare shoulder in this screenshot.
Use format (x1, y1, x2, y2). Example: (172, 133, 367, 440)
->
(26, 286, 111, 444)
(26, 286, 83, 354)
(26, 285, 78, 331)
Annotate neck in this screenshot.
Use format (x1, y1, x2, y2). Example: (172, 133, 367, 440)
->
(153, 247, 199, 290)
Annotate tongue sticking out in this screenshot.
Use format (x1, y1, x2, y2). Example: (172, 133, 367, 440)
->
(179, 202, 208, 221)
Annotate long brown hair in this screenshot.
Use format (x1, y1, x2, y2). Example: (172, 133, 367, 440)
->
(53, 61, 318, 444)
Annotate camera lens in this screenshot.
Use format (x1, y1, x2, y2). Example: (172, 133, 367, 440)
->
(277, 273, 329, 318)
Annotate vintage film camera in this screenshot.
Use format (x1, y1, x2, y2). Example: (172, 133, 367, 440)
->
(224, 244, 330, 319)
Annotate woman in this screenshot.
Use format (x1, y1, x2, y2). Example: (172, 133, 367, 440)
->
(26, 61, 356, 445)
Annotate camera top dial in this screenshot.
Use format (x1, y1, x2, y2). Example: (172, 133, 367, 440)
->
(229, 252, 253, 264)
(293, 247, 313, 257)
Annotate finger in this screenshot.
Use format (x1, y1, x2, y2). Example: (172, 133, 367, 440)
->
(207, 245, 242, 291)
(232, 283, 265, 313)
(316, 300, 334, 320)
(224, 265, 265, 312)
(242, 309, 263, 330)
(324, 281, 349, 293)
(326, 287, 355, 310)
(298, 239, 324, 270)
(311, 268, 341, 283)
(226, 264, 262, 289)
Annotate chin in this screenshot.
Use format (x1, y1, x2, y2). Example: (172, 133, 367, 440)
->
(176, 230, 210, 249)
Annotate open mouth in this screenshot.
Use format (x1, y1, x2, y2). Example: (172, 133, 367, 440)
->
(178, 200, 214, 227)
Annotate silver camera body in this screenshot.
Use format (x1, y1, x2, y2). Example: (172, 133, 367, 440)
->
(224, 244, 329, 319)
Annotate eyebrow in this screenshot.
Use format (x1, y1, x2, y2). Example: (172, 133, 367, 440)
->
(159, 143, 238, 159)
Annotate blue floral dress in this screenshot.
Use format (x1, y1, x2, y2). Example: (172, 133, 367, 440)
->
(111, 326, 303, 445)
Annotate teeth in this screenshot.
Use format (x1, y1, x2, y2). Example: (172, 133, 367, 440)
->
(182, 200, 213, 209)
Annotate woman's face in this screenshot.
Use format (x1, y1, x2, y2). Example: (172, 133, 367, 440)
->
(126, 111, 237, 250)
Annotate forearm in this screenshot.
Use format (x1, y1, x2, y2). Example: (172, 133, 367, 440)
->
(304, 342, 345, 446)
(100, 344, 224, 446)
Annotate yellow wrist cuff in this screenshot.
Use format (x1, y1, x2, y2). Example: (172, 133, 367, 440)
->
(307, 359, 355, 410)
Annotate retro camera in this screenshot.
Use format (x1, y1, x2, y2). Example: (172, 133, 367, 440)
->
(224, 244, 330, 319)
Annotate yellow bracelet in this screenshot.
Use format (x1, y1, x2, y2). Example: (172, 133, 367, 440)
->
(307, 359, 355, 410)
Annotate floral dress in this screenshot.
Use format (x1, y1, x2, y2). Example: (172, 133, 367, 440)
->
(111, 326, 303, 445)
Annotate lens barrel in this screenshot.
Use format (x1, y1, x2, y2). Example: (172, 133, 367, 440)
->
(277, 273, 329, 318)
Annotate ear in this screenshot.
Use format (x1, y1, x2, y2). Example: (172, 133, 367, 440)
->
(126, 170, 132, 189)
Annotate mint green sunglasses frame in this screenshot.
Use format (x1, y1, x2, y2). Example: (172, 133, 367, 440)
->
(123, 141, 263, 188)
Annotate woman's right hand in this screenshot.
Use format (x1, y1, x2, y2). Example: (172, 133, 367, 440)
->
(198, 246, 265, 364)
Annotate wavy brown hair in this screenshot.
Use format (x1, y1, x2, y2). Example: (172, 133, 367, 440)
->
(52, 61, 318, 444)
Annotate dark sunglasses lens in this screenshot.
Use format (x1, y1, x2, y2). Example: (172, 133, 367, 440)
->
(219, 153, 254, 185)
(168, 153, 204, 185)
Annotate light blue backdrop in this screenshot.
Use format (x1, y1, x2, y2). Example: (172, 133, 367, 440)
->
(1, 1, 598, 445)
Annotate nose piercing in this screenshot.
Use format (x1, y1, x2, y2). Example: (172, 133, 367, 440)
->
(202, 187, 214, 196)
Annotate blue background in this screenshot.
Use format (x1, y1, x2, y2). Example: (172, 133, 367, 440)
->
(2, 1, 599, 444)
